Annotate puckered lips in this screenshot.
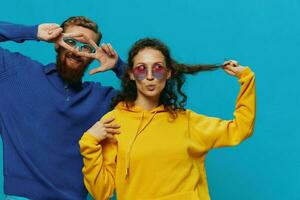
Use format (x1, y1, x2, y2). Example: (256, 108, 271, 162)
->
(145, 84, 156, 91)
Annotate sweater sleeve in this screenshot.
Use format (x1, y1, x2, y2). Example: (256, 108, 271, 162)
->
(188, 67, 256, 151)
(112, 57, 127, 79)
(79, 133, 117, 200)
(0, 22, 39, 73)
(0, 22, 38, 43)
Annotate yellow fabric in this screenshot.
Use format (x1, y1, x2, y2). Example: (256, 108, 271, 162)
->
(79, 67, 256, 200)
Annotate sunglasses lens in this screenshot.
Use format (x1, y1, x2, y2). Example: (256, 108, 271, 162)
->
(81, 44, 96, 54)
(63, 37, 96, 54)
(152, 65, 167, 80)
(133, 66, 147, 80)
(63, 38, 77, 47)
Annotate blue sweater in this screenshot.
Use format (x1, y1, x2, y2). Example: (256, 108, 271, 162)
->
(0, 22, 125, 200)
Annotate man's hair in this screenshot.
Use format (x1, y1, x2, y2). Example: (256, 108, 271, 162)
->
(61, 16, 102, 45)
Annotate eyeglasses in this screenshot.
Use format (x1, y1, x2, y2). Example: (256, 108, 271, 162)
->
(62, 37, 96, 54)
(132, 64, 168, 80)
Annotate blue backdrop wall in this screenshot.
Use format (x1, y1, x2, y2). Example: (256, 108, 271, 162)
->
(0, 0, 299, 199)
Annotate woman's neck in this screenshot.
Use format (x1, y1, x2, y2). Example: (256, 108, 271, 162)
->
(135, 95, 159, 111)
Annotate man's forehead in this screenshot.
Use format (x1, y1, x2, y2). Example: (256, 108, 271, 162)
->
(64, 25, 98, 41)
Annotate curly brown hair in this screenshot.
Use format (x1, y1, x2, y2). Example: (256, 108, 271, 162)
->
(112, 38, 220, 118)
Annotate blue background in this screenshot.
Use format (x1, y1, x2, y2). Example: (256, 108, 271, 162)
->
(1, 0, 299, 199)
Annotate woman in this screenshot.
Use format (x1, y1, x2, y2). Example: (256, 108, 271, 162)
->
(79, 38, 256, 200)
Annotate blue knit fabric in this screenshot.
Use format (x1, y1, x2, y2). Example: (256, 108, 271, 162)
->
(0, 22, 124, 200)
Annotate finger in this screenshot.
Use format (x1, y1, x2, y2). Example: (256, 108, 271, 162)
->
(74, 34, 99, 49)
(89, 67, 105, 75)
(101, 43, 113, 56)
(50, 28, 63, 38)
(84, 36, 99, 49)
(73, 51, 97, 59)
(104, 123, 120, 129)
(61, 32, 84, 38)
(107, 43, 116, 56)
(101, 43, 114, 56)
(49, 25, 62, 32)
(47, 23, 61, 34)
(224, 64, 239, 73)
(230, 60, 239, 67)
(223, 68, 236, 76)
(67, 34, 99, 58)
(49, 23, 60, 28)
(223, 60, 232, 66)
(105, 128, 121, 135)
(57, 35, 91, 56)
(101, 117, 115, 124)
(57, 39, 80, 54)
(223, 66, 239, 76)
(223, 60, 239, 67)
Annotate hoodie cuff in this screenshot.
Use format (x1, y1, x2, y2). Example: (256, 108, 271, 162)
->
(80, 133, 102, 145)
(237, 67, 251, 79)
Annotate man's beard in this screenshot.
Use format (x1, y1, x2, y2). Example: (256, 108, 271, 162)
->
(56, 48, 90, 84)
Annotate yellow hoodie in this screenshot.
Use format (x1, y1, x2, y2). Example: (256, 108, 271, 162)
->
(79, 67, 256, 200)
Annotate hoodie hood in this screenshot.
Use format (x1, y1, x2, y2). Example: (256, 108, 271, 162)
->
(115, 102, 167, 114)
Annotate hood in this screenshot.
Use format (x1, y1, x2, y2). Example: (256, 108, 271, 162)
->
(115, 102, 167, 114)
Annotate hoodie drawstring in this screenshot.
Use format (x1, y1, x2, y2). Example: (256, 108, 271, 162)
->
(125, 111, 157, 179)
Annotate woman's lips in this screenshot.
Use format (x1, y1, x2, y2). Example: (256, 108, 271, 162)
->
(146, 85, 156, 91)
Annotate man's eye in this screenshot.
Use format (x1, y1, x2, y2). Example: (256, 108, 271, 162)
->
(64, 38, 76, 46)
(81, 45, 94, 53)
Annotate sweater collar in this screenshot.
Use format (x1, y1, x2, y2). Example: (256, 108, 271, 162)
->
(44, 63, 57, 74)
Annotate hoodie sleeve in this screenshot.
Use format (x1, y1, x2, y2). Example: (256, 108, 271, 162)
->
(79, 133, 117, 200)
(188, 67, 256, 151)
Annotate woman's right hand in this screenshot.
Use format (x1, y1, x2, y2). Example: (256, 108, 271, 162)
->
(86, 117, 120, 142)
(222, 60, 246, 77)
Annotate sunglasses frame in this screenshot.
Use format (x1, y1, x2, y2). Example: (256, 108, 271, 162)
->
(62, 37, 96, 54)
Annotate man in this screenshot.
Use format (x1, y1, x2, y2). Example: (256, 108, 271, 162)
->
(0, 16, 124, 199)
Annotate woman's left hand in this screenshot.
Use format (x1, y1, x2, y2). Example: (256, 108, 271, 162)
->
(222, 60, 246, 77)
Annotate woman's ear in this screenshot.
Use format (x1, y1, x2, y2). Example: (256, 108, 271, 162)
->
(167, 70, 171, 80)
(129, 71, 135, 81)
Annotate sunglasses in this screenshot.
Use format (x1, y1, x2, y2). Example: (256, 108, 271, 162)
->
(62, 37, 96, 54)
(132, 64, 168, 80)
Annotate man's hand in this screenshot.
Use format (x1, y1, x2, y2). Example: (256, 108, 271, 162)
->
(57, 33, 119, 74)
(89, 43, 119, 75)
(37, 23, 63, 42)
